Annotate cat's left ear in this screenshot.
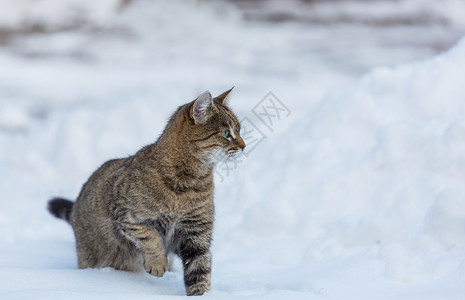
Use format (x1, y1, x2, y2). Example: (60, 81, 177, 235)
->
(213, 87, 234, 105)
(191, 91, 213, 124)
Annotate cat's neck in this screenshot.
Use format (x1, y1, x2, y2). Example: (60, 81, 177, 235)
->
(155, 135, 213, 175)
(140, 109, 215, 178)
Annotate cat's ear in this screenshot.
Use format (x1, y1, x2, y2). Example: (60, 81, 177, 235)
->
(213, 87, 234, 105)
(191, 91, 213, 124)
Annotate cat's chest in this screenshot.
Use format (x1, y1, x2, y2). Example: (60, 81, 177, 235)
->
(153, 214, 183, 247)
(153, 168, 215, 204)
(156, 205, 213, 251)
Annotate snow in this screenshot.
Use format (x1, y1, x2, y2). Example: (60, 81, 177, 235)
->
(1, 0, 465, 299)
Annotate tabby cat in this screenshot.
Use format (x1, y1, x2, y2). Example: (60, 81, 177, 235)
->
(48, 88, 245, 296)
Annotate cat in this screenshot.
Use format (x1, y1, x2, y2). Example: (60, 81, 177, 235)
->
(48, 88, 245, 296)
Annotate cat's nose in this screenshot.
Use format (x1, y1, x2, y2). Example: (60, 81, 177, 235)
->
(237, 137, 246, 150)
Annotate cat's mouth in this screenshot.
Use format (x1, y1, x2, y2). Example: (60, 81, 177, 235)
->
(225, 148, 241, 158)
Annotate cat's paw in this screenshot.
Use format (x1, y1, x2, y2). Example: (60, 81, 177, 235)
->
(186, 286, 209, 296)
(144, 255, 168, 277)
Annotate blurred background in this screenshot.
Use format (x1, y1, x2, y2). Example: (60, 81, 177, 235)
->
(1, 0, 465, 298)
(1, 0, 464, 123)
(1, 0, 464, 177)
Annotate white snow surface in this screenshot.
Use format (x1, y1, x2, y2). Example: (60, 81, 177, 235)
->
(1, 0, 465, 299)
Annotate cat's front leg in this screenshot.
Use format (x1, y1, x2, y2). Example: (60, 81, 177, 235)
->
(177, 230, 212, 296)
(121, 222, 168, 277)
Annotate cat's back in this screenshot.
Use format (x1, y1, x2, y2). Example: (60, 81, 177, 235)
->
(73, 157, 130, 218)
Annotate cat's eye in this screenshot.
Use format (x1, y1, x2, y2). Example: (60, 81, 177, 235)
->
(221, 130, 230, 138)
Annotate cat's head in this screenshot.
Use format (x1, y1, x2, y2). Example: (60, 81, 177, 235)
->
(185, 88, 246, 159)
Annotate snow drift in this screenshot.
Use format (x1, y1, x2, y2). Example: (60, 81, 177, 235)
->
(221, 38, 465, 289)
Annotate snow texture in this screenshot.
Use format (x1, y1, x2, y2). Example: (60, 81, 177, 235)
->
(0, 0, 465, 299)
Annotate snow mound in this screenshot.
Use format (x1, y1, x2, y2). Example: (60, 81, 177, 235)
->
(215, 38, 465, 290)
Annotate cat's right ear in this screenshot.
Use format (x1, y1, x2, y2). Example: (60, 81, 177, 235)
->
(190, 91, 213, 124)
(213, 87, 234, 105)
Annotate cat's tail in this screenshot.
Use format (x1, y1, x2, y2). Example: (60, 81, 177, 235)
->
(48, 197, 74, 224)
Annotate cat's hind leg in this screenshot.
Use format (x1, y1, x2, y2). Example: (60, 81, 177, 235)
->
(74, 220, 145, 272)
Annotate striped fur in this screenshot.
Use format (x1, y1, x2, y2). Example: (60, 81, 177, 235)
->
(48, 89, 245, 296)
